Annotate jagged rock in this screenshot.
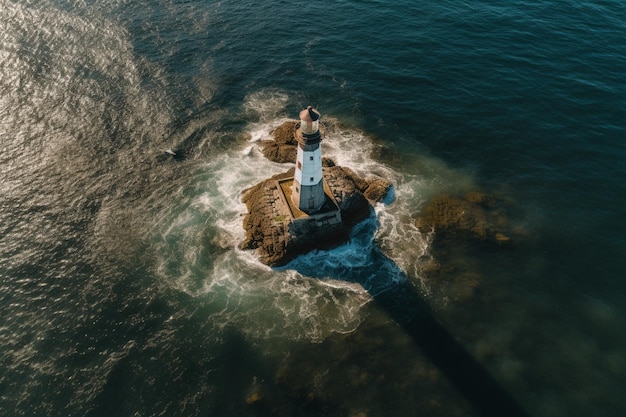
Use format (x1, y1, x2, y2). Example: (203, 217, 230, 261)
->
(241, 119, 393, 266)
(261, 121, 340, 166)
(364, 178, 393, 202)
(240, 166, 390, 266)
(245, 376, 266, 407)
(260, 121, 299, 163)
(340, 166, 370, 193)
(322, 157, 336, 167)
(323, 166, 371, 227)
(330, 166, 393, 204)
(261, 141, 297, 163)
(272, 120, 298, 145)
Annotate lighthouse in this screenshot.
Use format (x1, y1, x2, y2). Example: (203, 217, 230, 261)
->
(291, 106, 325, 212)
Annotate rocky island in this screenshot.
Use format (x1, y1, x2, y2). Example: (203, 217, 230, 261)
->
(240, 108, 392, 267)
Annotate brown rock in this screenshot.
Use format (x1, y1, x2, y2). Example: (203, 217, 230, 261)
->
(339, 166, 370, 193)
(324, 166, 372, 227)
(257, 121, 299, 163)
(495, 232, 511, 243)
(240, 165, 386, 266)
(464, 191, 496, 208)
(271, 120, 298, 145)
(245, 392, 263, 406)
(322, 157, 336, 167)
(364, 177, 393, 202)
(261, 141, 297, 163)
(241, 120, 394, 266)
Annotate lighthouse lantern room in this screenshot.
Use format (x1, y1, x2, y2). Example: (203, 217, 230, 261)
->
(291, 106, 325, 213)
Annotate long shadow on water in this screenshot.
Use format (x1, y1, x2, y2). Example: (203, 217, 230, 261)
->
(280, 213, 531, 417)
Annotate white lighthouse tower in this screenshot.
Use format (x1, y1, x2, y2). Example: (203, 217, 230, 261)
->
(291, 106, 325, 213)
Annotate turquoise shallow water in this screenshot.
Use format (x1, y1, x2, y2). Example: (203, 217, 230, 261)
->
(1, 1, 625, 416)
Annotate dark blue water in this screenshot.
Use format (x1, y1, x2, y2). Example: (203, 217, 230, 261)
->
(1, 1, 625, 416)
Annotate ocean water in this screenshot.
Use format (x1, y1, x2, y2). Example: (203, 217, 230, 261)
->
(1, 0, 625, 416)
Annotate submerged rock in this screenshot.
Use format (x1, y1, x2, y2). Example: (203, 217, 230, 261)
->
(414, 192, 521, 303)
(415, 192, 512, 244)
(244, 376, 266, 408)
(245, 392, 263, 406)
(273, 311, 471, 417)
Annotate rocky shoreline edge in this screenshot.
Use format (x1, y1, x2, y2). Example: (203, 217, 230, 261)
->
(240, 120, 393, 267)
(240, 120, 520, 270)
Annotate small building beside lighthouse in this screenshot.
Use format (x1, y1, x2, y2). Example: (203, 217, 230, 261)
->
(292, 106, 325, 212)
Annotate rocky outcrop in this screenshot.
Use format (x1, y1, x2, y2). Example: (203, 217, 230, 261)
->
(260, 121, 298, 163)
(261, 121, 338, 166)
(240, 171, 292, 266)
(241, 166, 392, 266)
(241, 120, 393, 266)
(324, 166, 392, 227)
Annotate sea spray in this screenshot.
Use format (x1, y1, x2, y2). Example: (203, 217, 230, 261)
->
(149, 141, 370, 341)
(147, 93, 465, 342)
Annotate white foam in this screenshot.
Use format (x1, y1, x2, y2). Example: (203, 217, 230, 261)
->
(147, 117, 375, 340)
(243, 89, 290, 122)
(241, 145, 253, 156)
(247, 126, 268, 143)
(150, 95, 477, 342)
(319, 121, 439, 283)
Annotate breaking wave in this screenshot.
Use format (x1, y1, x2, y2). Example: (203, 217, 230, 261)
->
(149, 91, 462, 341)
